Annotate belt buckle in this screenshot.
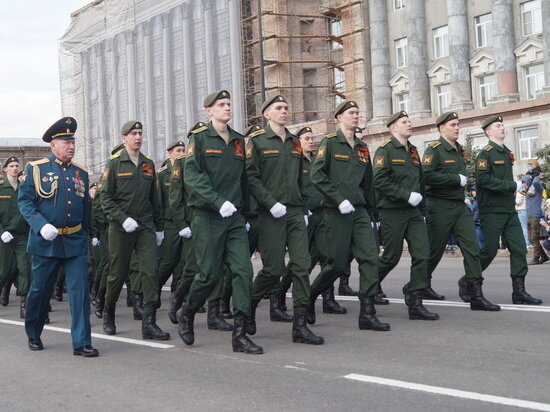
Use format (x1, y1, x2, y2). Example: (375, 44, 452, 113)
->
(61, 227, 69, 235)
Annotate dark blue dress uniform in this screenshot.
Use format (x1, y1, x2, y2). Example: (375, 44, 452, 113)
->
(17, 117, 94, 352)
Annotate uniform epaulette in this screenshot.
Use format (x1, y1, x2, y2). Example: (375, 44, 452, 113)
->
(483, 145, 493, 151)
(325, 133, 337, 139)
(248, 128, 265, 138)
(157, 165, 167, 173)
(430, 141, 442, 148)
(109, 153, 121, 160)
(29, 158, 49, 166)
(176, 154, 186, 160)
(380, 139, 392, 147)
(145, 154, 153, 161)
(0, 179, 3, 184)
(71, 161, 88, 173)
(191, 125, 209, 134)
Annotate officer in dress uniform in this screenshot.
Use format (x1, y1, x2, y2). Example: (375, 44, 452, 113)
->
(18, 117, 98, 356)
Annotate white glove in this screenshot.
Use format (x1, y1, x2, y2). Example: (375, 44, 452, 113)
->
(1, 231, 14, 243)
(179, 227, 192, 238)
(308, 210, 312, 216)
(376, 222, 381, 230)
(92, 237, 100, 247)
(408, 192, 423, 207)
(338, 199, 355, 214)
(219, 200, 237, 218)
(270, 202, 287, 218)
(156, 231, 164, 246)
(122, 217, 139, 233)
(304, 215, 309, 227)
(459, 174, 467, 187)
(516, 181, 523, 192)
(245, 222, 250, 232)
(40, 224, 58, 241)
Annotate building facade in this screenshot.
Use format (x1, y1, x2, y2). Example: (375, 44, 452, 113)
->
(0, 138, 51, 168)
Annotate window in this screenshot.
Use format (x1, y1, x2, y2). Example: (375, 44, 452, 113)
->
(526, 64, 544, 99)
(436, 84, 451, 115)
(333, 68, 345, 105)
(521, 0, 542, 36)
(479, 74, 496, 108)
(474, 13, 492, 48)
(329, 18, 343, 50)
(517, 127, 539, 159)
(395, 37, 408, 68)
(396, 93, 409, 112)
(394, 0, 405, 10)
(433, 26, 449, 59)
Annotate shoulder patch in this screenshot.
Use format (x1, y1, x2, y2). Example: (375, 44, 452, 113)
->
(109, 153, 121, 160)
(176, 154, 186, 160)
(191, 125, 209, 134)
(249, 129, 265, 138)
(374, 156, 385, 168)
(429, 141, 441, 148)
(316, 146, 326, 159)
(476, 159, 488, 170)
(380, 139, 392, 147)
(71, 161, 88, 173)
(325, 133, 337, 139)
(30, 158, 49, 166)
(171, 167, 181, 179)
(422, 155, 433, 165)
(483, 145, 493, 152)
(145, 155, 153, 160)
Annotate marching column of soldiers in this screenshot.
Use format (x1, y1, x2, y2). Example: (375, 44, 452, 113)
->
(0, 91, 543, 357)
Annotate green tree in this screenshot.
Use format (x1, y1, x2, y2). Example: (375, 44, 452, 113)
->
(464, 133, 480, 191)
(535, 144, 550, 187)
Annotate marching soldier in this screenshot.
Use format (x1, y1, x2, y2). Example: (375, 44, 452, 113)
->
(308, 101, 388, 331)
(474, 115, 542, 305)
(101, 121, 170, 340)
(176, 91, 262, 354)
(246, 95, 323, 345)
(373, 111, 439, 321)
(423, 112, 499, 311)
(18, 117, 98, 356)
(0, 156, 31, 319)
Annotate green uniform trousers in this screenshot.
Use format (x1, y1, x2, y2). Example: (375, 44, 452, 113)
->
(252, 208, 310, 307)
(187, 211, 252, 317)
(426, 198, 483, 282)
(0, 234, 31, 295)
(129, 251, 142, 295)
(157, 225, 182, 288)
(479, 212, 527, 278)
(310, 208, 378, 298)
(106, 223, 157, 308)
(378, 208, 429, 291)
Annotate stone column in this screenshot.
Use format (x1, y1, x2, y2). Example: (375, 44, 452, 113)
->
(143, 22, 154, 155)
(491, 0, 519, 104)
(125, 32, 137, 120)
(406, 0, 431, 118)
(181, 4, 194, 136)
(368, 0, 392, 125)
(162, 13, 173, 145)
(540, 0, 550, 96)
(82, 51, 92, 169)
(447, 0, 473, 111)
(229, 0, 244, 131)
(203, 0, 215, 91)
(95, 44, 107, 160)
(108, 39, 119, 149)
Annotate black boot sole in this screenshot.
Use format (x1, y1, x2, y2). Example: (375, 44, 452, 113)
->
(359, 323, 390, 331)
(103, 327, 116, 335)
(323, 307, 347, 314)
(208, 324, 234, 331)
(179, 332, 194, 345)
(408, 313, 440, 321)
(143, 333, 171, 340)
(233, 345, 264, 355)
(512, 297, 543, 305)
(471, 304, 501, 311)
(292, 336, 324, 345)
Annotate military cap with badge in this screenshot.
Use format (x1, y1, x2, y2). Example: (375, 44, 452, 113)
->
(386, 111, 409, 128)
(121, 120, 143, 136)
(295, 127, 312, 137)
(3, 156, 18, 168)
(334, 100, 358, 118)
(167, 140, 185, 151)
(481, 115, 503, 130)
(203, 90, 230, 108)
(435, 111, 459, 128)
(261, 95, 287, 113)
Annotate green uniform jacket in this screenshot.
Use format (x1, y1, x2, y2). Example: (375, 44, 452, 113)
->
(184, 122, 250, 215)
(373, 136, 426, 214)
(90, 182, 106, 239)
(310, 129, 377, 217)
(422, 137, 467, 200)
(246, 124, 307, 213)
(475, 140, 517, 213)
(157, 162, 175, 224)
(0, 178, 28, 235)
(303, 155, 323, 211)
(101, 148, 163, 230)
(169, 154, 192, 229)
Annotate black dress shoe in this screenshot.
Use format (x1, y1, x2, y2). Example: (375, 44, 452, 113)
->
(73, 345, 99, 357)
(28, 338, 44, 351)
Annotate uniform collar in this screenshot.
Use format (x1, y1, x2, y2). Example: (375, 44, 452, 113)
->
(207, 121, 241, 143)
(439, 136, 460, 152)
(264, 124, 292, 141)
(119, 148, 149, 164)
(390, 135, 414, 150)
(50, 154, 72, 167)
(488, 139, 505, 152)
(336, 128, 361, 148)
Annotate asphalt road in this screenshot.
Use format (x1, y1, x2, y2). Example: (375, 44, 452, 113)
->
(1, 257, 549, 412)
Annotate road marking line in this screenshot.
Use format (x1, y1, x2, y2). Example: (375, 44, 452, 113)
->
(0, 318, 175, 349)
(285, 365, 309, 371)
(344, 373, 550, 411)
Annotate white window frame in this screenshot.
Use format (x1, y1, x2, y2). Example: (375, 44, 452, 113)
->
(395, 37, 408, 68)
(435, 84, 451, 115)
(517, 127, 540, 160)
(329, 18, 343, 50)
(478, 74, 496, 108)
(474, 13, 492, 48)
(525, 64, 544, 99)
(394, 0, 405, 11)
(521, 0, 542, 36)
(433, 26, 449, 59)
(396, 92, 409, 112)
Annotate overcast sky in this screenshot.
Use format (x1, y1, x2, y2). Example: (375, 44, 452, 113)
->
(0, 1, 89, 138)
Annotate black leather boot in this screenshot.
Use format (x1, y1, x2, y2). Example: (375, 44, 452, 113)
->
(279, 284, 289, 312)
(338, 274, 358, 296)
(458, 276, 473, 303)
(232, 316, 264, 355)
(322, 286, 347, 314)
(133, 293, 143, 320)
(20, 295, 26, 319)
(468, 281, 500, 311)
(406, 290, 439, 320)
(512, 277, 542, 305)
(358, 297, 390, 331)
(292, 307, 324, 345)
(1, 284, 10, 306)
(126, 291, 133, 307)
(420, 278, 445, 300)
(54, 279, 63, 302)
(207, 299, 233, 331)
(220, 289, 233, 319)
(269, 293, 293, 322)
(374, 285, 389, 304)
(177, 303, 196, 345)
(142, 307, 171, 340)
(95, 289, 105, 318)
(168, 290, 185, 324)
(306, 294, 317, 325)
(102, 301, 116, 335)
(245, 299, 259, 336)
